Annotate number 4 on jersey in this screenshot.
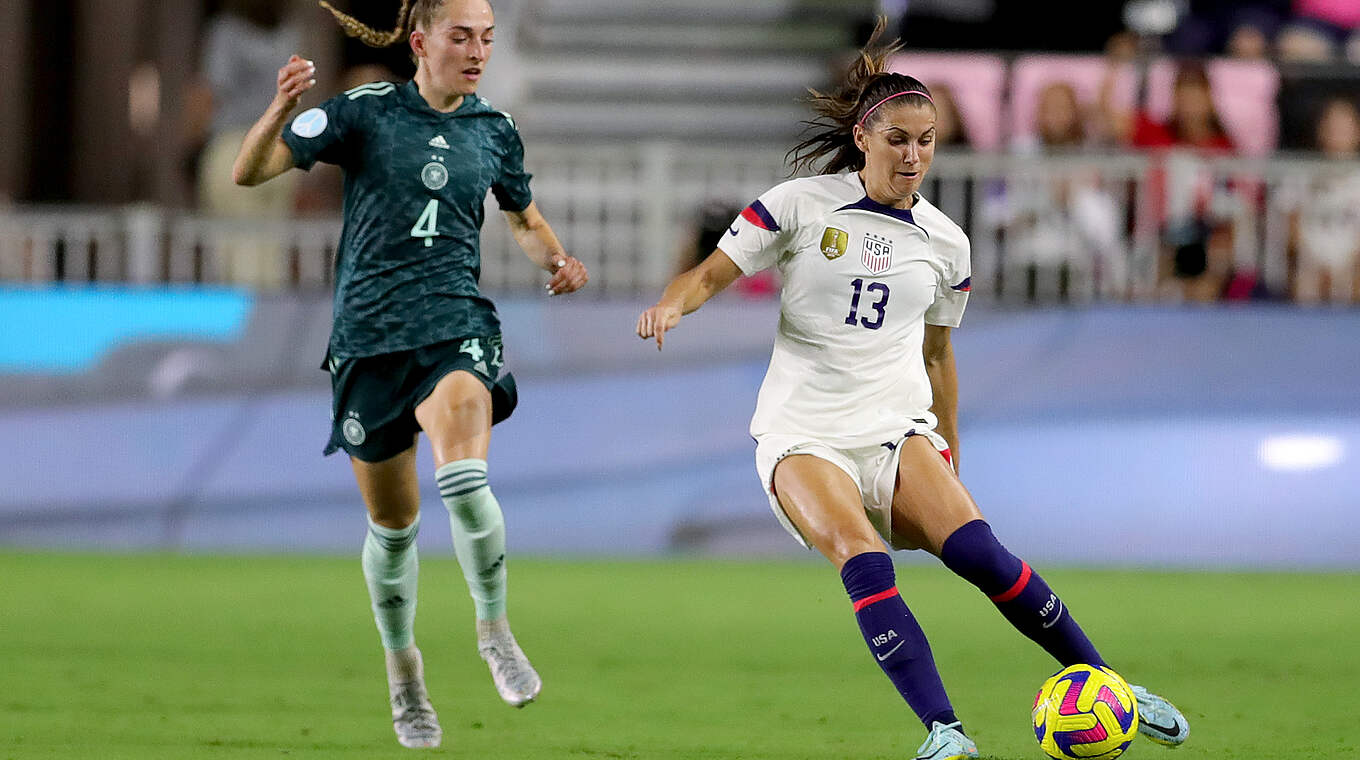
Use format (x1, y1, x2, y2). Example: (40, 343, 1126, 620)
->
(411, 199, 439, 247)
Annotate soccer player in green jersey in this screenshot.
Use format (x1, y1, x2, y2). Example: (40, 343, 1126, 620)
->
(232, 0, 587, 748)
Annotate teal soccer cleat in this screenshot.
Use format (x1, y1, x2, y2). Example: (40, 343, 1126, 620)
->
(913, 720, 979, 760)
(1131, 684, 1190, 746)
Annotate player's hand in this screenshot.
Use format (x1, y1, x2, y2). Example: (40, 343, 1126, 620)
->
(636, 303, 682, 351)
(546, 256, 588, 296)
(274, 55, 316, 111)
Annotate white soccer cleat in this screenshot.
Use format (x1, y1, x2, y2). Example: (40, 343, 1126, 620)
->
(389, 680, 442, 748)
(386, 646, 442, 748)
(1131, 684, 1190, 746)
(477, 618, 542, 707)
(913, 720, 979, 760)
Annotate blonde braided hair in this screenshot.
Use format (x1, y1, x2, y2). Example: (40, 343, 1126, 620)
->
(317, 0, 439, 48)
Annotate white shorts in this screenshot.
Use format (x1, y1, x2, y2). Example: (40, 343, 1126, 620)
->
(755, 428, 950, 551)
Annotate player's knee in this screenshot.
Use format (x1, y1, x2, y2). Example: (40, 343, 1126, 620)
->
(826, 532, 888, 570)
(429, 371, 491, 412)
(370, 510, 420, 531)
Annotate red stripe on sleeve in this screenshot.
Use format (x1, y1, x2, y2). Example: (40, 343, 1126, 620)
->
(989, 561, 1032, 602)
(852, 586, 899, 612)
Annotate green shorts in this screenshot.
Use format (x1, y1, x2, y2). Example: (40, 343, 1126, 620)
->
(324, 334, 518, 462)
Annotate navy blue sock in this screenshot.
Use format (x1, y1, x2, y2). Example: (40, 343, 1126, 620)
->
(841, 552, 959, 730)
(940, 519, 1106, 668)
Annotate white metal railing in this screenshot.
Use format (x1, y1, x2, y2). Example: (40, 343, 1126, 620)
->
(2, 145, 1357, 304)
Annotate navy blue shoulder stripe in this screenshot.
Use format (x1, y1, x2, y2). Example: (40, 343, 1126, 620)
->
(740, 199, 780, 231)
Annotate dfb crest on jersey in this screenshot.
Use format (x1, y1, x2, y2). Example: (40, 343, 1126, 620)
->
(861, 232, 893, 275)
(820, 227, 848, 260)
(342, 412, 366, 446)
(422, 161, 449, 190)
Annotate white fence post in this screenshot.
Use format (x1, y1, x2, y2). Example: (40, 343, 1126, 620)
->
(640, 140, 675, 292)
(124, 204, 163, 284)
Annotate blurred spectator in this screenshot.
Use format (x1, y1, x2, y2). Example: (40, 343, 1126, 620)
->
(676, 200, 776, 299)
(1277, 0, 1360, 62)
(1032, 82, 1086, 150)
(928, 82, 971, 150)
(187, 0, 301, 289)
(1104, 61, 1244, 302)
(1161, 0, 1288, 57)
(293, 64, 401, 217)
(1226, 19, 1275, 59)
(1288, 97, 1360, 303)
(1132, 62, 1235, 151)
(992, 82, 1127, 302)
(341, 63, 398, 91)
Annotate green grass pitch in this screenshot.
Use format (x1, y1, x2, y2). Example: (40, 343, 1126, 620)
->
(1, 553, 1356, 759)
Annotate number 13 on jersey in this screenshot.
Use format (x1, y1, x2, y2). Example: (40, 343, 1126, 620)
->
(845, 278, 889, 330)
(411, 199, 439, 247)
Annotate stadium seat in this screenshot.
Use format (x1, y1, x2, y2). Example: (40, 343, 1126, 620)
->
(887, 53, 1007, 150)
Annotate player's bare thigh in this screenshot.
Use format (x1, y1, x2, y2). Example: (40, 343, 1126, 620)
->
(888, 435, 983, 555)
(351, 444, 421, 529)
(772, 454, 882, 569)
(414, 369, 493, 467)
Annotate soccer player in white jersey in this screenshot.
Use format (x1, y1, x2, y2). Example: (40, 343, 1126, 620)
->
(637, 23, 1189, 760)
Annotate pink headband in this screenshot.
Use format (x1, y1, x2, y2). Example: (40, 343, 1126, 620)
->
(857, 90, 934, 128)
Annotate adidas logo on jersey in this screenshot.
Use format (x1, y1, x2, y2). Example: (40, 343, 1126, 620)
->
(428, 135, 450, 149)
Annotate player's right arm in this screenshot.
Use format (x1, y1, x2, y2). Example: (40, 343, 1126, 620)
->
(635, 249, 743, 350)
(639, 184, 796, 349)
(232, 55, 316, 186)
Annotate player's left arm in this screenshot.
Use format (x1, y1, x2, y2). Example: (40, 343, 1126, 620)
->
(923, 324, 960, 474)
(502, 202, 588, 296)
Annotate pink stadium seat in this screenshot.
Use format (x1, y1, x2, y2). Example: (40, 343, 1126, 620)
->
(888, 53, 1006, 151)
(1143, 59, 1280, 156)
(1008, 55, 1139, 146)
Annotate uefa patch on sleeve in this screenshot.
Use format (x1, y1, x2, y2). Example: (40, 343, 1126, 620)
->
(291, 108, 328, 138)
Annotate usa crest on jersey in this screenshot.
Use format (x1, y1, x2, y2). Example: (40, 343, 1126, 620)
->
(861, 232, 893, 275)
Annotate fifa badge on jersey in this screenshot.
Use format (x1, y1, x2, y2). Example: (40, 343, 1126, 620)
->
(861, 232, 893, 275)
(820, 227, 849, 260)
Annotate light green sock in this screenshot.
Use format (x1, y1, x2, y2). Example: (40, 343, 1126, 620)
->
(362, 516, 420, 651)
(435, 459, 507, 621)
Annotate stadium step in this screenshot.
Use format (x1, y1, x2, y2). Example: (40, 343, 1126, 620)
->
(515, 0, 873, 145)
(525, 20, 856, 56)
(530, 0, 871, 25)
(520, 55, 823, 101)
(514, 99, 812, 142)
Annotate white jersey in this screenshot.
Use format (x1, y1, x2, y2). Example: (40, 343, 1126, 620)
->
(721, 172, 971, 449)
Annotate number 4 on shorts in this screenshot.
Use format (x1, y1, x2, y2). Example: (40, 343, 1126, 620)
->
(459, 338, 484, 362)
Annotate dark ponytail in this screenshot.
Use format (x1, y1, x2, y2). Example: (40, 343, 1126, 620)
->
(787, 17, 933, 175)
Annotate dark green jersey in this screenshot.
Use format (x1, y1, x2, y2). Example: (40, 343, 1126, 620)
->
(282, 80, 533, 359)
